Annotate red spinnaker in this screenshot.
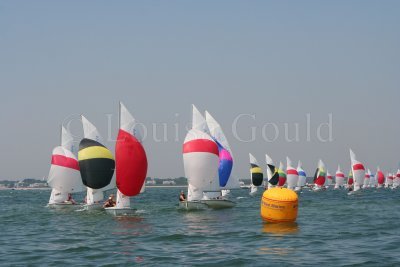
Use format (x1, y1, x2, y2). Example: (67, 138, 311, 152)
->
(116, 129, 148, 197)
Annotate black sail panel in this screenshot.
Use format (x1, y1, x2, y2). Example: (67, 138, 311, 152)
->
(78, 138, 115, 189)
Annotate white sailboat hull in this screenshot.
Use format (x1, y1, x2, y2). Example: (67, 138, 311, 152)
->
(82, 203, 103, 211)
(202, 199, 236, 209)
(178, 200, 208, 211)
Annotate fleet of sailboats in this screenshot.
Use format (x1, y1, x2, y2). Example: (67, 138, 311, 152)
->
(46, 104, 400, 214)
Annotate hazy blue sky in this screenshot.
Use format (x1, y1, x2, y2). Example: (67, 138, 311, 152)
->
(1, 1, 399, 180)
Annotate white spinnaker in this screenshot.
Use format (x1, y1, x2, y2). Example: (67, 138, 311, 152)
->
(286, 157, 298, 190)
(47, 146, 84, 193)
(335, 165, 345, 188)
(81, 115, 103, 142)
(192, 105, 209, 133)
(183, 129, 219, 201)
(297, 161, 307, 187)
(350, 149, 365, 191)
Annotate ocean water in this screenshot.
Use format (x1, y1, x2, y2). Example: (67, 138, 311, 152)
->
(1, 188, 400, 266)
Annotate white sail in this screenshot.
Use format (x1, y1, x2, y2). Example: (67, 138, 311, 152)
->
(86, 188, 104, 204)
(350, 149, 365, 191)
(192, 105, 208, 133)
(115, 189, 131, 208)
(335, 165, 345, 189)
(48, 189, 68, 205)
(205, 111, 231, 152)
(183, 129, 219, 201)
(286, 157, 298, 190)
(205, 110, 238, 189)
(296, 161, 306, 188)
(47, 146, 84, 193)
(61, 126, 75, 153)
(265, 154, 275, 188)
(363, 169, 371, 188)
(326, 171, 333, 186)
(81, 115, 103, 142)
(250, 153, 259, 167)
(120, 101, 143, 142)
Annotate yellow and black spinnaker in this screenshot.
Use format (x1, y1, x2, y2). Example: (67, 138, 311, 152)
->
(78, 138, 115, 189)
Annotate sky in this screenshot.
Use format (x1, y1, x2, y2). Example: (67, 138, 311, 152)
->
(0, 0, 399, 180)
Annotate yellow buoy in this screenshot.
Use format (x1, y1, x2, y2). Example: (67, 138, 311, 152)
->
(261, 188, 298, 223)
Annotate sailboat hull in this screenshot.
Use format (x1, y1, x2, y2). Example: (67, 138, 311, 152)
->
(82, 203, 103, 211)
(202, 199, 236, 209)
(47, 202, 77, 208)
(178, 200, 208, 211)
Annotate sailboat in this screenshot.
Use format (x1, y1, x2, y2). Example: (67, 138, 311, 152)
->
(363, 169, 371, 188)
(376, 167, 385, 188)
(265, 154, 279, 189)
(313, 159, 326, 191)
(78, 116, 115, 210)
(350, 149, 365, 193)
(249, 153, 263, 195)
(295, 161, 307, 191)
(104, 102, 148, 215)
(393, 170, 400, 189)
(369, 172, 376, 188)
(203, 110, 236, 208)
(334, 165, 345, 189)
(181, 105, 219, 210)
(286, 157, 298, 190)
(47, 126, 84, 207)
(326, 171, 333, 188)
(347, 169, 354, 188)
(277, 162, 287, 187)
(386, 173, 393, 188)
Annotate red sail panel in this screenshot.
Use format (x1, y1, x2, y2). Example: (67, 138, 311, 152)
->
(353, 163, 365, 171)
(315, 176, 325, 186)
(183, 139, 219, 155)
(116, 129, 148, 197)
(51, 154, 80, 171)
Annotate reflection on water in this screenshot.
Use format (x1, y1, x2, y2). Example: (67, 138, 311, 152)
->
(113, 215, 151, 236)
(258, 246, 296, 256)
(262, 222, 299, 236)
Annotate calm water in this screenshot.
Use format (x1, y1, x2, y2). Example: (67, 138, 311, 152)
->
(1, 188, 400, 266)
